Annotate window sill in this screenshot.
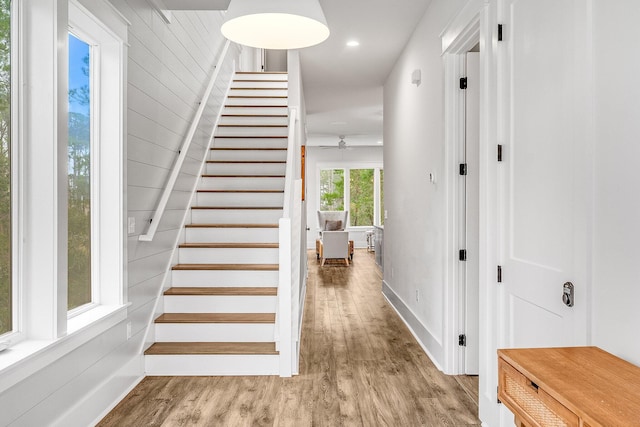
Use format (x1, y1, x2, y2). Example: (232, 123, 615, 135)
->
(0, 304, 128, 394)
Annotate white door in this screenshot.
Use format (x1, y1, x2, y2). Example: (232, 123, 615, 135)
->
(499, 0, 589, 350)
(464, 52, 480, 375)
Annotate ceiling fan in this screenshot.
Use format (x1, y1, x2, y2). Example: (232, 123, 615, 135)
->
(318, 135, 351, 150)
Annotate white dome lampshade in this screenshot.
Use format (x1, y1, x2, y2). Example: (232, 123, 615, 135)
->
(221, 0, 330, 50)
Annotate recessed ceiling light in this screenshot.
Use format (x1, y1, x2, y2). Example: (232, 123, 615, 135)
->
(377, 140, 383, 144)
(346, 40, 360, 47)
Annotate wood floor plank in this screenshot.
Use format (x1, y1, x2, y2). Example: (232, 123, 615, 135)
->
(145, 342, 278, 355)
(98, 250, 480, 426)
(171, 263, 278, 271)
(154, 313, 275, 324)
(164, 287, 278, 296)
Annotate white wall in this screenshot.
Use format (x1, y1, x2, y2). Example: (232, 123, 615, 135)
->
(305, 146, 383, 250)
(592, 1, 640, 365)
(0, 2, 236, 425)
(382, 0, 467, 368)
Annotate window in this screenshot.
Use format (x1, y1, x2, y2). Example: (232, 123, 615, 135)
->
(320, 169, 344, 211)
(68, 33, 92, 312)
(319, 166, 383, 228)
(0, 0, 10, 336)
(349, 169, 374, 226)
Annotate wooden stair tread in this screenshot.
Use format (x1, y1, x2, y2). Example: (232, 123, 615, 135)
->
(221, 114, 288, 118)
(185, 223, 279, 228)
(233, 79, 287, 83)
(191, 206, 282, 210)
(179, 243, 278, 249)
(202, 176, 285, 180)
(224, 105, 287, 108)
(235, 71, 288, 74)
(230, 88, 286, 91)
(155, 313, 275, 323)
(164, 287, 278, 296)
(145, 342, 278, 355)
(206, 160, 286, 164)
(196, 190, 284, 193)
(172, 263, 279, 271)
(228, 96, 287, 99)
(214, 135, 287, 139)
(211, 147, 287, 151)
(217, 124, 287, 128)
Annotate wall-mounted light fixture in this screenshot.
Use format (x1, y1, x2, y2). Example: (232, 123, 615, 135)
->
(411, 69, 421, 86)
(221, 0, 330, 50)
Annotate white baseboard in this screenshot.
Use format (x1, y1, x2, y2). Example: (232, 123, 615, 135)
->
(381, 280, 444, 371)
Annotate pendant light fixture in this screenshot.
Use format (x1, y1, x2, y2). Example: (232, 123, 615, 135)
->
(221, 0, 330, 50)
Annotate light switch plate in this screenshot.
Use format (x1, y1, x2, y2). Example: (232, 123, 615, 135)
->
(127, 217, 135, 234)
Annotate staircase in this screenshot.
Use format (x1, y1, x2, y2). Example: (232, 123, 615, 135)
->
(144, 72, 289, 376)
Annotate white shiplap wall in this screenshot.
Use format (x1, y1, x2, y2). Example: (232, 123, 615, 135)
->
(0, 1, 237, 425)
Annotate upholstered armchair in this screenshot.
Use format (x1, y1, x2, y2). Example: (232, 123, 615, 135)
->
(316, 211, 350, 266)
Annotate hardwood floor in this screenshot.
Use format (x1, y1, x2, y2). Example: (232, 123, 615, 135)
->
(98, 249, 480, 426)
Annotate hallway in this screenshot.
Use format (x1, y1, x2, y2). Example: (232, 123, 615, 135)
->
(98, 250, 480, 426)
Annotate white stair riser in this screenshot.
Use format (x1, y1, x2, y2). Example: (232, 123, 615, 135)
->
(185, 227, 278, 243)
(223, 107, 288, 116)
(199, 177, 285, 191)
(215, 126, 287, 137)
(210, 149, 287, 162)
(235, 73, 287, 81)
(213, 138, 288, 149)
(178, 247, 279, 264)
(172, 270, 278, 287)
(228, 89, 288, 97)
(191, 209, 283, 224)
(219, 116, 288, 126)
(195, 192, 284, 207)
(226, 97, 287, 107)
(164, 295, 277, 313)
(145, 354, 279, 376)
(155, 323, 274, 342)
(204, 162, 286, 176)
(232, 80, 288, 89)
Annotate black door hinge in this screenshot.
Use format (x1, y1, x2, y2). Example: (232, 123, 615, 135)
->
(498, 24, 503, 41)
(497, 144, 503, 162)
(459, 163, 468, 176)
(459, 77, 468, 90)
(458, 334, 467, 347)
(497, 386, 502, 404)
(497, 265, 502, 283)
(459, 249, 467, 261)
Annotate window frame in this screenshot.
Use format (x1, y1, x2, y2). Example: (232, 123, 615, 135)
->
(317, 162, 384, 229)
(0, 0, 128, 392)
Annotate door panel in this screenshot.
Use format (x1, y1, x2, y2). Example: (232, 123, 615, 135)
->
(500, 0, 587, 349)
(465, 52, 480, 375)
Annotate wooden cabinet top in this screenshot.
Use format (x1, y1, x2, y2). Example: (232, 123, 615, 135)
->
(498, 347, 640, 426)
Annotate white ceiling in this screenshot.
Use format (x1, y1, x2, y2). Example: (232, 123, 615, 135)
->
(162, 0, 432, 148)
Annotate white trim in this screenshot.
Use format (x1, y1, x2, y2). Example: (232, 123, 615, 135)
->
(441, 0, 484, 55)
(442, 2, 484, 377)
(382, 281, 444, 371)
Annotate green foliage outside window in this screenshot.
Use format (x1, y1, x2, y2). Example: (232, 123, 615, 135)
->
(349, 169, 374, 226)
(68, 34, 92, 311)
(0, 0, 10, 335)
(320, 169, 344, 211)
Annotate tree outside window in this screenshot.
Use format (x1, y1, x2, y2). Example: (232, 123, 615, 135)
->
(350, 169, 374, 226)
(320, 169, 344, 211)
(68, 33, 92, 311)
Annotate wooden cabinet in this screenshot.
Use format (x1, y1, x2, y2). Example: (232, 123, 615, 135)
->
(498, 347, 640, 427)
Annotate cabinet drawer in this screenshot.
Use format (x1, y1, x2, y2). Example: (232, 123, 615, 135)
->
(499, 359, 579, 427)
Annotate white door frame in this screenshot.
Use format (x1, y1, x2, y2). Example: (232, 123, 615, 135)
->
(441, 0, 502, 425)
